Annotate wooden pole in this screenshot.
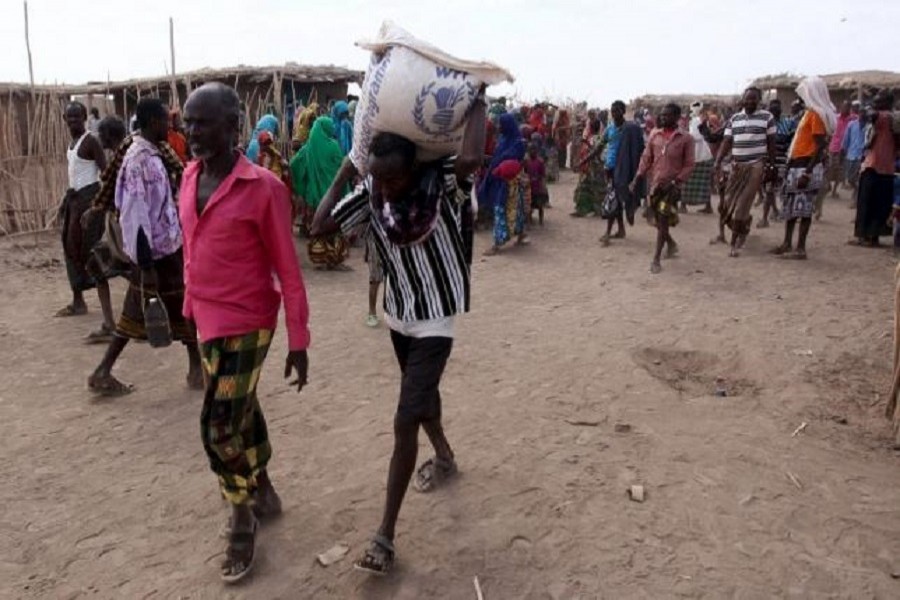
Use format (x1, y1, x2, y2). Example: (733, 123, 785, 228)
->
(24, 1, 34, 91)
(169, 17, 176, 77)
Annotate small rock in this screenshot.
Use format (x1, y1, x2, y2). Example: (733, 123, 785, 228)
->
(739, 494, 756, 506)
(614, 422, 632, 433)
(628, 485, 645, 503)
(831, 415, 848, 425)
(653, 359, 662, 365)
(316, 543, 350, 567)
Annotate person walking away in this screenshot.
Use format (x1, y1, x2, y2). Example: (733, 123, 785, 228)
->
(524, 143, 549, 226)
(87, 98, 201, 396)
(712, 87, 776, 257)
(827, 101, 856, 198)
(291, 117, 351, 269)
(553, 109, 572, 171)
(842, 101, 865, 207)
(57, 102, 106, 318)
(180, 83, 311, 583)
(682, 101, 715, 213)
(332, 100, 354, 156)
(612, 102, 645, 227)
(80, 116, 129, 343)
(310, 87, 485, 576)
(630, 103, 695, 274)
(852, 90, 899, 247)
(758, 99, 796, 228)
(245, 114, 279, 163)
(771, 76, 834, 259)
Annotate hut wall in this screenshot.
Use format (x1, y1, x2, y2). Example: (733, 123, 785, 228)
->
(0, 90, 71, 234)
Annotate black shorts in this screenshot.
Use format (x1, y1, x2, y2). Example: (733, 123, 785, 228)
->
(390, 331, 453, 425)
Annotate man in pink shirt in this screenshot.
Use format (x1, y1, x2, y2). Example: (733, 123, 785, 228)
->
(180, 83, 311, 584)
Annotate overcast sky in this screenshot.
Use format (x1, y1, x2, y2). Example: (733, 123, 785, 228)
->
(0, 0, 895, 106)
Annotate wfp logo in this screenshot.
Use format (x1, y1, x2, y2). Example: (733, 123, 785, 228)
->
(412, 68, 476, 137)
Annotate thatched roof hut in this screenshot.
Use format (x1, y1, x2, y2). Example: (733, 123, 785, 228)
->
(753, 70, 900, 106)
(629, 93, 741, 114)
(0, 63, 364, 235)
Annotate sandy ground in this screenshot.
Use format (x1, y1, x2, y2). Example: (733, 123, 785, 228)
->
(4, 172, 900, 599)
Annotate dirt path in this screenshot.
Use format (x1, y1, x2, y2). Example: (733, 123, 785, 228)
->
(3, 173, 900, 599)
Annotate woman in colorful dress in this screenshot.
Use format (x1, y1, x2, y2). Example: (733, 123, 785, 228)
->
(478, 113, 526, 255)
(571, 119, 606, 217)
(290, 117, 350, 269)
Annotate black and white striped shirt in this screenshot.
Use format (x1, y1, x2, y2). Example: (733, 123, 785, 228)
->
(333, 157, 472, 323)
(725, 109, 776, 163)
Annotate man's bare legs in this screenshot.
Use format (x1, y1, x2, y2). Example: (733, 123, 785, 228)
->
(652, 219, 675, 274)
(89, 338, 203, 394)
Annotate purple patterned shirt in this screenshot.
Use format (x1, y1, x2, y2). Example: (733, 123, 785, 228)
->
(115, 136, 182, 263)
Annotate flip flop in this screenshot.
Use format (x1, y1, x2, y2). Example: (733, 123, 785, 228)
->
(413, 457, 457, 493)
(365, 315, 379, 328)
(650, 262, 662, 275)
(87, 375, 134, 398)
(84, 326, 114, 345)
(769, 245, 792, 256)
(354, 534, 395, 576)
(221, 516, 258, 584)
(55, 304, 87, 317)
(780, 250, 807, 260)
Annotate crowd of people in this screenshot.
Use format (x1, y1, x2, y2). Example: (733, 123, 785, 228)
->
(477, 76, 899, 273)
(52, 73, 898, 585)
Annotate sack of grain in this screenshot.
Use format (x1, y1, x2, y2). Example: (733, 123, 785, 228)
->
(349, 21, 514, 173)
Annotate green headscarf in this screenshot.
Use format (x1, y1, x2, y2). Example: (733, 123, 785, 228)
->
(290, 117, 346, 209)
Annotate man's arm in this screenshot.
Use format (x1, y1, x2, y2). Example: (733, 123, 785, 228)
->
(714, 136, 733, 169)
(117, 162, 154, 267)
(310, 158, 357, 236)
(261, 182, 311, 352)
(807, 134, 828, 172)
(456, 87, 487, 181)
(630, 138, 654, 190)
(81, 133, 107, 172)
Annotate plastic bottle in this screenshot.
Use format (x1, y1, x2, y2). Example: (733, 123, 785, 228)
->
(145, 298, 172, 348)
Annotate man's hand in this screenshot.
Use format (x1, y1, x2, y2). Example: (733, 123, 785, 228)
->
(284, 350, 309, 392)
(628, 179, 637, 195)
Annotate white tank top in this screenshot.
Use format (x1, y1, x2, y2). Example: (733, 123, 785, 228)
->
(67, 132, 100, 191)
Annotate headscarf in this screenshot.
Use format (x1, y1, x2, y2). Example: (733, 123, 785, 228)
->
(290, 117, 345, 209)
(246, 114, 279, 162)
(292, 103, 319, 145)
(796, 76, 837, 135)
(331, 101, 353, 155)
(477, 113, 525, 208)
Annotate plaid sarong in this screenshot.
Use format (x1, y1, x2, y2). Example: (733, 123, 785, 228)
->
(200, 329, 274, 505)
(681, 159, 714, 206)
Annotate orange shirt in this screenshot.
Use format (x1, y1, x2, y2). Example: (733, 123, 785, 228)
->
(167, 129, 188, 163)
(789, 110, 826, 160)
